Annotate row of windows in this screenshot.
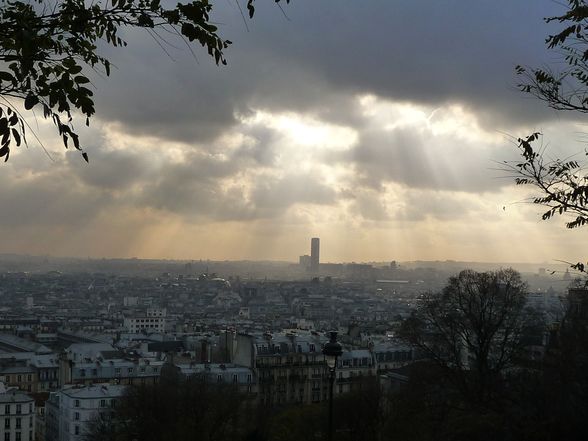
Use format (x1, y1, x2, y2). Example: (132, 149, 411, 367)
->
(3, 375, 33, 383)
(38, 371, 58, 381)
(1, 404, 32, 416)
(74, 399, 117, 409)
(257, 344, 317, 354)
(216, 374, 252, 383)
(339, 357, 371, 368)
(4, 416, 33, 429)
(3, 431, 32, 441)
(79, 366, 158, 377)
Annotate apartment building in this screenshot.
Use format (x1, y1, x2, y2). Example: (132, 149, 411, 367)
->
(45, 384, 124, 441)
(0, 387, 35, 441)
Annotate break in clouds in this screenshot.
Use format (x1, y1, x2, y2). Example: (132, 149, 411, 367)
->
(2, 0, 587, 262)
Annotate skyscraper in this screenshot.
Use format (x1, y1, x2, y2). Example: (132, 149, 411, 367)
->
(310, 237, 320, 274)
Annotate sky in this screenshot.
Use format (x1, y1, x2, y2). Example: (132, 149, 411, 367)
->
(2, 0, 588, 264)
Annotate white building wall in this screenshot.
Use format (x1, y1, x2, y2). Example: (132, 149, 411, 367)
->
(0, 394, 35, 441)
(56, 385, 124, 441)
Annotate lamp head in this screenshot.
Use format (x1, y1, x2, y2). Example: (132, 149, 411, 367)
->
(322, 331, 343, 369)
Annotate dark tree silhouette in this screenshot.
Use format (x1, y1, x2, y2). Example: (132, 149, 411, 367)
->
(85, 374, 255, 441)
(399, 269, 530, 406)
(516, 1, 588, 114)
(509, 1, 588, 236)
(0, 0, 288, 162)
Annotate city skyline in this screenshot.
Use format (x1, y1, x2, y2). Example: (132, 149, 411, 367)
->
(1, 0, 586, 264)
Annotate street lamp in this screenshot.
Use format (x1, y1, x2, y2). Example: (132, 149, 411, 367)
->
(322, 331, 342, 441)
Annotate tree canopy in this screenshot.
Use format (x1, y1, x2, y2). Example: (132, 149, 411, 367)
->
(511, 1, 588, 234)
(0, 0, 287, 162)
(516, 0, 588, 114)
(399, 269, 532, 405)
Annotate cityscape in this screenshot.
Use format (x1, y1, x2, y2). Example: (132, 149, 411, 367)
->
(0, 237, 577, 441)
(1, 1, 588, 441)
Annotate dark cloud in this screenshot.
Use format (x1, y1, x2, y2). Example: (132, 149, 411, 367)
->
(88, 0, 566, 145)
(65, 148, 150, 190)
(3, 0, 576, 259)
(0, 165, 109, 227)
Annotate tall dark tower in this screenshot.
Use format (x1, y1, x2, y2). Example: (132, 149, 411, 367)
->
(310, 237, 320, 274)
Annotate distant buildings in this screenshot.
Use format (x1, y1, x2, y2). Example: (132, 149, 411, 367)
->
(310, 238, 320, 274)
(298, 255, 311, 271)
(123, 308, 166, 333)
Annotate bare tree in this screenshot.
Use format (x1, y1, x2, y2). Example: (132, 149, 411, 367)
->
(399, 269, 531, 405)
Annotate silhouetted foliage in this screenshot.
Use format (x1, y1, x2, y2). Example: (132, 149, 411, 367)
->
(85, 373, 255, 441)
(512, 0, 588, 228)
(0, 0, 288, 162)
(504, 132, 588, 231)
(399, 269, 531, 406)
(516, 1, 588, 114)
(509, 1, 588, 273)
(536, 288, 588, 440)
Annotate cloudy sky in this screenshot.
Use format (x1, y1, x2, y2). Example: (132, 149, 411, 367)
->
(2, 0, 588, 263)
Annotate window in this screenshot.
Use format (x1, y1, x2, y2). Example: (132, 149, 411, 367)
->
(5, 418, 10, 429)
(127, 368, 133, 374)
(232, 374, 238, 383)
(14, 434, 19, 441)
(27, 375, 31, 381)
(17, 375, 21, 382)
(4, 405, 9, 415)
(92, 369, 97, 376)
(74, 412, 80, 421)
(75, 426, 79, 435)
(153, 368, 158, 373)
(4, 433, 9, 441)
(15, 405, 21, 415)
(217, 375, 223, 383)
(80, 369, 86, 377)
(15, 418, 20, 429)
(140, 367, 145, 373)
(100, 400, 106, 408)
(29, 417, 32, 428)
(114, 368, 121, 375)
(74, 400, 80, 408)
(4, 376, 9, 383)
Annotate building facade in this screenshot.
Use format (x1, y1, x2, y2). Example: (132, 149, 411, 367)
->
(0, 388, 35, 441)
(310, 238, 320, 274)
(45, 384, 124, 441)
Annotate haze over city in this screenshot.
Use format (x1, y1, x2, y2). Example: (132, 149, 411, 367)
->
(1, 0, 586, 264)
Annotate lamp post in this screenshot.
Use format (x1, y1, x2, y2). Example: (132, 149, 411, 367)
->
(322, 331, 342, 441)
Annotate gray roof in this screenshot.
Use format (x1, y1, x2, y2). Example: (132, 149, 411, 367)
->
(61, 384, 126, 399)
(0, 391, 34, 404)
(0, 334, 52, 354)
